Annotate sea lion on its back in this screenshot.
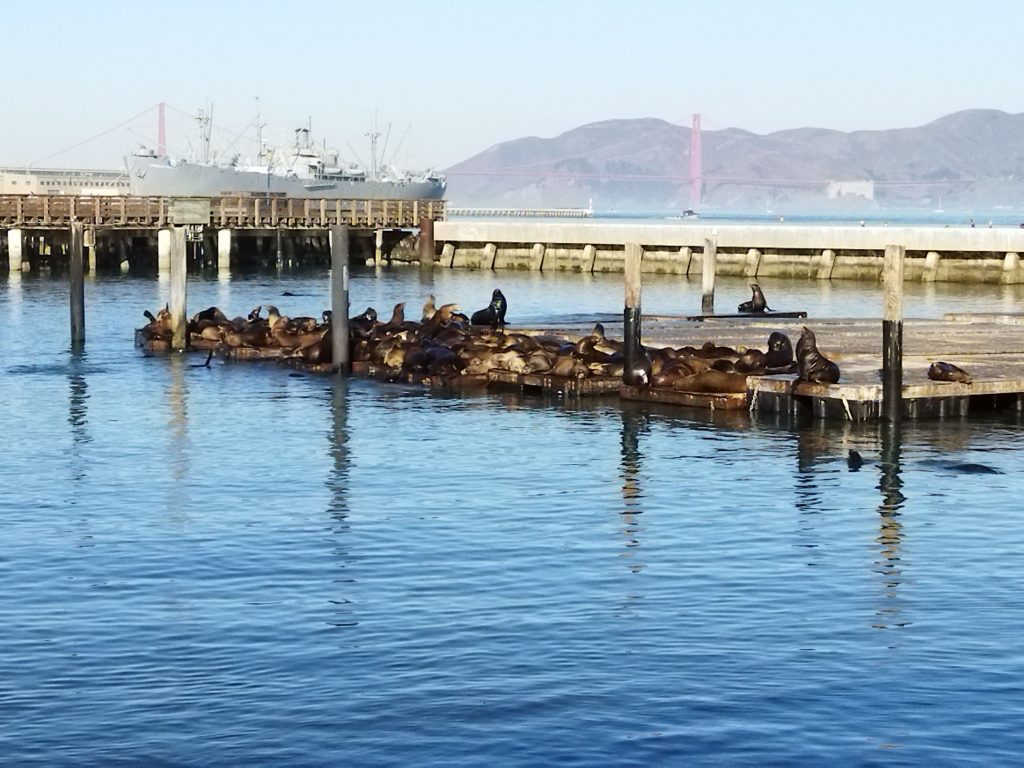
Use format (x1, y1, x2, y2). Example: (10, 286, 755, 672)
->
(796, 326, 840, 384)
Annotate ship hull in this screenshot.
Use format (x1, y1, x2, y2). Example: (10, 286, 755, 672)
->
(126, 158, 446, 200)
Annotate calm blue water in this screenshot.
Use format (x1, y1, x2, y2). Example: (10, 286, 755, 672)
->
(3, 266, 1024, 765)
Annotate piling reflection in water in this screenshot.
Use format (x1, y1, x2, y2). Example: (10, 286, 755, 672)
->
(67, 347, 91, 484)
(874, 421, 907, 630)
(618, 406, 648, 575)
(326, 379, 357, 629)
(167, 354, 190, 488)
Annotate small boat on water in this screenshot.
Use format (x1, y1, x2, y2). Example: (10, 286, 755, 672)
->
(126, 110, 446, 200)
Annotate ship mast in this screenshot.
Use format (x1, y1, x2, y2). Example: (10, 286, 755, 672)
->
(366, 111, 381, 180)
(195, 106, 213, 164)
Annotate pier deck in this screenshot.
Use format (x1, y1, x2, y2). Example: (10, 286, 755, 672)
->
(523, 314, 1024, 420)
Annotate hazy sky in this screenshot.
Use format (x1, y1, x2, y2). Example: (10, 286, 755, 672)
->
(4, 0, 1024, 171)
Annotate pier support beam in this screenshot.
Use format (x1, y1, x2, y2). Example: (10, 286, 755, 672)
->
(330, 225, 351, 373)
(744, 248, 761, 278)
(419, 217, 435, 268)
(218, 228, 232, 274)
(374, 229, 384, 266)
(169, 227, 188, 351)
(817, 249, 836, 280)
(530, 243, 546, 271)
(882, 244, 905, 423)
(1002, 252, 1020, 284)
(441, 242, 455, 268)
(923, 251, 941, 282)
(680, 246, 693, 276)
(69, 222, 85, 347)
(483, 242, 497, 270)
(701, 234, 718, 314)
(8, 228, 23, 272)
(157, 228, 171, 273)
(85, 228, 97, 273)
(583, 244, 597, 273)
(623, 242, 642, 373)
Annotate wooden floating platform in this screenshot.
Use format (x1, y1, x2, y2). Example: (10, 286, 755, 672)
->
(486, 370, 621, 396)
(620, 385, 749, 411)
(682, 311, 808, 322)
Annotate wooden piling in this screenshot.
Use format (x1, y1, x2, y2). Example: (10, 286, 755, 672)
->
(330, 225, 351, 372)
(624, 242, 643, 370)
(418, 216, 435, 267)
(882, 244, 905, 422)
(701, 234, 718, 314)
(8, 228, 23, 272)
(69, 222, 85, 346)
(169, 227, 188, 351)
(218, 228, 232, 274)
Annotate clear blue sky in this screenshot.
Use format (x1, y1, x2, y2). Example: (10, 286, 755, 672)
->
(3, 0, 1024, 170)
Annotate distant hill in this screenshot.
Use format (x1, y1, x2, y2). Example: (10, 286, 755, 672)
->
(444, 109, 1024, 212)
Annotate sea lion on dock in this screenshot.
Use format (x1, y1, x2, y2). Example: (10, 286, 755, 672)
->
(927, 361, 972, 385)
(738, 283, 771, 313)
(622, 345, 653, 388)
(765, 331, 795, 372)
(796, 327, 840, 384)
(470, 289, 508, 327)
(421, 294, 437, 322)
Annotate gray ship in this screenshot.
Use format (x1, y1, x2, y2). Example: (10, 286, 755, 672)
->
(126, 117, 445, 200)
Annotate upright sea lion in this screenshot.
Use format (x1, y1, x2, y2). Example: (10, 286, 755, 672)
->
(470, 289, 508, 327)
(738, 283, 771, 313)
(421, 294, 437, 322)
(765, 331, 795, 372)
(796, 326, 840, 384)
(927, 361, 972, 385)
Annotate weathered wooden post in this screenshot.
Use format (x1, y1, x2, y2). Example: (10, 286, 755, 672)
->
(330, 225, 351, 373)
(418, 216, 435, 268)
(701, 232, 718, 314)
(624, 242, 643, 371)
(69, 222, 85, 346)
(882, 244, 905, 422)
(169, 227, 188, 351)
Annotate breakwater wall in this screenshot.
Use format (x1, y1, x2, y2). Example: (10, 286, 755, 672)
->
(427, 221, 1024, 283)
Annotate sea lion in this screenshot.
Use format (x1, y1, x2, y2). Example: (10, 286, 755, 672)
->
(470, 289, 508, 327)
(765, 331, 795, 372)
(927, 361, 972, 385)
(796, 326, 840, 384)
(421, 294, 437, 322)
(622, 345, 653, 388)
(734, 348, 767, 374)
(738, 283, 771, 313)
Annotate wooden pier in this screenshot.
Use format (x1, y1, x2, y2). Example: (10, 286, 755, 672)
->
(0, 193, 444, 272)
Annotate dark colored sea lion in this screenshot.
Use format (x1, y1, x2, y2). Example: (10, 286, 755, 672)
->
(927, 361, 972, 385)
(623, 345, 653, 388)
(470, 289, 508, 327)
(738, 283, 770, 313)
(796, 326, 840, 384)
(765, 331, 795, 372)
(847, 449, 864, 471)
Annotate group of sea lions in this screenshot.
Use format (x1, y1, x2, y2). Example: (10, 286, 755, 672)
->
(622, 326, 842, 391)
(147, 287, 999, 393)
(349, 294, 620, 381)
(139, 303, 334, 364)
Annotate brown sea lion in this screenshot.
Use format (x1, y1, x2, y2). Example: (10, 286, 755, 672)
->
(927, 361, 972, 385)
(622, 345, 653, 388)
(796, 327, 840, 384)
